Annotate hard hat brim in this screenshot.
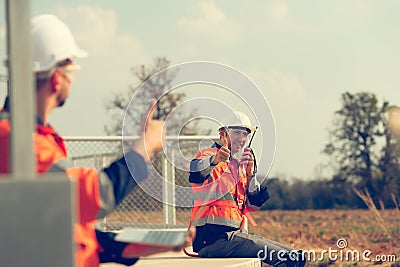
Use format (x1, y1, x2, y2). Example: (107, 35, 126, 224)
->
(219, 125, 256, 133)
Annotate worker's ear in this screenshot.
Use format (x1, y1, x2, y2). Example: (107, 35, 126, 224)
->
(50, 69, 63, 93)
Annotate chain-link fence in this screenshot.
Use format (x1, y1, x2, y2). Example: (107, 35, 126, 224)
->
(64, 136, 218, 230)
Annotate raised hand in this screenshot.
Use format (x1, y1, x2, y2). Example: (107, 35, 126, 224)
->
(212, 134, 230, 165)
(133, 99, 166, 162)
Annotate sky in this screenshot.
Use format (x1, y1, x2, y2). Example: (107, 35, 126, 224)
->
(1, 0, 400, 179)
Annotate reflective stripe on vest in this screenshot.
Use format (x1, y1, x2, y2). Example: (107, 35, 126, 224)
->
(192, 191, 235, 204)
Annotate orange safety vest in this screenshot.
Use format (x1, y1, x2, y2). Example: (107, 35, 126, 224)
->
(189, 147, 257, 230)
(0, 111, 102, 267)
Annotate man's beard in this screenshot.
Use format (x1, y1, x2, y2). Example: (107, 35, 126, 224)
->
(57, 94, 66, 107)
(57, 87, 68, 107)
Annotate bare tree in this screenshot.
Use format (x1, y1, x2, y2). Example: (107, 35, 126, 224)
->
(105, 57, 209, 137)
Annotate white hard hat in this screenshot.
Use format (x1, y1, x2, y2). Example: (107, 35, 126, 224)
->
(31, 14, 87, 73)
(219, 111, 256, 133)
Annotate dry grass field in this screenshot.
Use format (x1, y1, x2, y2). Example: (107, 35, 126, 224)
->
(107, 209, 399, 266)
(251, 209, 399, 266)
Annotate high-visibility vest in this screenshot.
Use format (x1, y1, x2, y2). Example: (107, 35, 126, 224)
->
(0, 111, 102, 267)
(0, 111, 67, 174)
(189, 147, 257, 229)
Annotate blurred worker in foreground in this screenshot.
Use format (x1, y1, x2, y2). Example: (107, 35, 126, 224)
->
(0, 14, 193, 267)
(187, 111, 305, 266)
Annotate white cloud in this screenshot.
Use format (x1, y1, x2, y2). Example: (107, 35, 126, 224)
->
(332, 0, 370, 30)
(263, 0, 371, 33)
(53, 5, 149, 62)
(263, 0, 318, 33)
(57, 6, 117, 46)
(43, 5, 153, 135)
(265, 0, 289, 21)
(178, 0, 241, 43)
(249, 68, 305, 105)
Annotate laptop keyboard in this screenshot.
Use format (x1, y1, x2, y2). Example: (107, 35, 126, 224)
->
(114, 228, 187, 247)
(142, 231, 185, 246)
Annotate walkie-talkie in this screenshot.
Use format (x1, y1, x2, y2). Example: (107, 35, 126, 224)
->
(239, 126, 258, 176)
(246, 126, 258, 175)
(247, 126, 258, 148)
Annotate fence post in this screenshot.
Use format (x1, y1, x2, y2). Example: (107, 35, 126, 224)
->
(162, 153, 168, 225)
(162, 149, 176, 226)
(170, 151, 176, 225)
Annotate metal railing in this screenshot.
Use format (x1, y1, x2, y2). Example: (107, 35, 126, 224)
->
(64, 135, 218, 230)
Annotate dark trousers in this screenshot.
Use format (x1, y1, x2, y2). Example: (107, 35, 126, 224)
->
(197, 230, 305, 267)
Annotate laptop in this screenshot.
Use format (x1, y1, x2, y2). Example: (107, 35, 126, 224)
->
(115, 228, 187, 248)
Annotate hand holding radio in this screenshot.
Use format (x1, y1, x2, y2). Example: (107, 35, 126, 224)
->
(239, 147, 254, 177)
(240, 126, 257, 177)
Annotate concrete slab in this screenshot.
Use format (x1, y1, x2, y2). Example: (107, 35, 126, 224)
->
(101, 248, 261, 267)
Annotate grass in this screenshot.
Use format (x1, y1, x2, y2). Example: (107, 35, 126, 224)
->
(251, 209, 399, 266)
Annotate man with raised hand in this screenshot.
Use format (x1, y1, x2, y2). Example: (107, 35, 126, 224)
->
(0, 14, 193, 267)
(188, 111, 305, 266)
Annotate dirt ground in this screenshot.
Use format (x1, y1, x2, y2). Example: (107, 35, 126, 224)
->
(250, 209, 399, 266)
(107, 209, 399, 266)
